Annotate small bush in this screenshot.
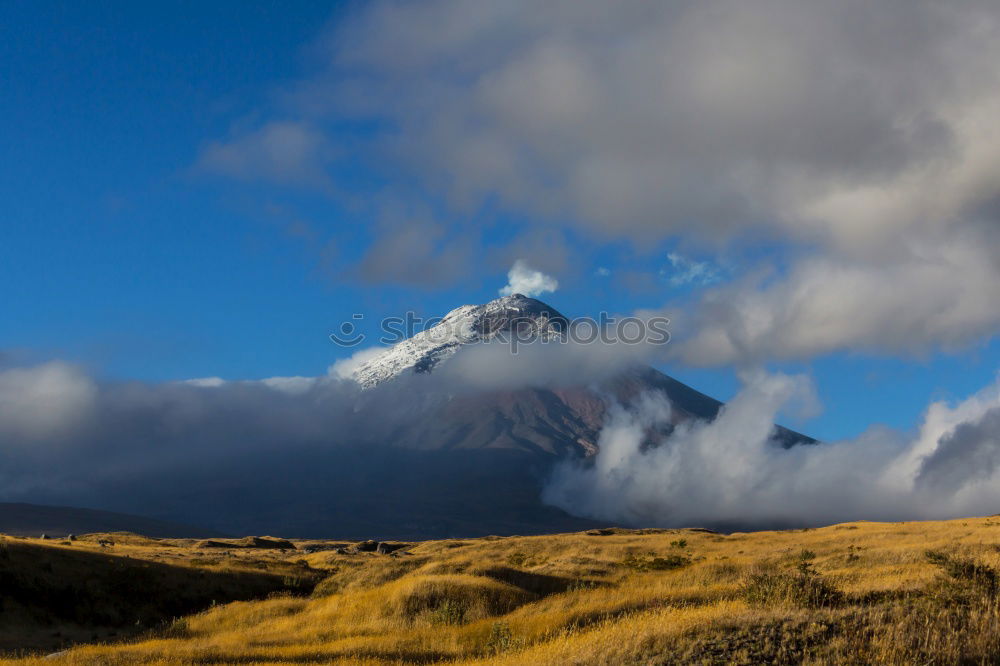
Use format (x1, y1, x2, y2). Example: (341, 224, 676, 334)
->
(670, 539, 688, 549)
(622, 553, 691, 572)
(428, 598, 467, 625)
(389, 575, 533, 625)
(740, 563, 842, 608)
(567, 579, 599, 592)
(506, 551, 529, 567)
(485, 621, 520, 655)
(798, 549, 817, 561)
(925, 550, 999, 594)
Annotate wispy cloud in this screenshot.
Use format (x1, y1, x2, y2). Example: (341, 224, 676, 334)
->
(662, 253, 721, 287)
(194, 121, 334, 189)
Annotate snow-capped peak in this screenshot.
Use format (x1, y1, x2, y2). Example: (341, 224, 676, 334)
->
(351, 294, 568, 388)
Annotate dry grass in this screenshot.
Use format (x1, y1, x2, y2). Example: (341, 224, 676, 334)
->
(5, 516, 1000, 663)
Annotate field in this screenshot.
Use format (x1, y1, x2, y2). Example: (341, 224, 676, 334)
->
(5, 516, 1000, 664)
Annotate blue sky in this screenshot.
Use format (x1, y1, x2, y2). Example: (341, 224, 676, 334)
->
(3, 1, 1000, 443)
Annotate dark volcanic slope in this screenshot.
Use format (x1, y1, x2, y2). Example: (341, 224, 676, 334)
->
(0, 502, 218, 538)
(374, 365, 813, 458)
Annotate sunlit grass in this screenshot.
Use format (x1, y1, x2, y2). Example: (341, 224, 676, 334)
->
(6, 516, 1000, 663)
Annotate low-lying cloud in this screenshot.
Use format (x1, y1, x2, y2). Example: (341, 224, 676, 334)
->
(544, 370, 1000, 528)
(0, 343, 642, 534)
(5, 347, 1000, 533)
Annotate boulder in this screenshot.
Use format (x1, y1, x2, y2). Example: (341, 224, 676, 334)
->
(236, 536, 295, 550)
(376, 542, 408, 555)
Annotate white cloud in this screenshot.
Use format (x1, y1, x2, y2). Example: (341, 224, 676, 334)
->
(329, 347, 386, 381)
(544, 370, 1000, 527)
(326, 0, 1000, 247)
(499, 259, 559, 298)
(670, 235, 1000, 365)
(183, 377, 226, 388)
(0, 362, 96, 442)
(259, 376, 320, 394)
(183, 375, 320, 394)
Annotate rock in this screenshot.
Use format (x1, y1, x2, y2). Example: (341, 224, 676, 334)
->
(376, 542, 408, 555)
(67, 534, 76, 541)
(196, 536, 295, 550)
(301, 543, 350, 554)
(236, 536, 296, 550)
(353, 540, 379, 553)
(195, 539, 231, 549)
(39, 533, 49, 540)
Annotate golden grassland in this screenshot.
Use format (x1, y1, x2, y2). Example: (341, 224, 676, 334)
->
(6, 516, 1000, 664)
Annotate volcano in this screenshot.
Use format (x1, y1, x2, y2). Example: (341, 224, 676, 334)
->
(348, 294, 812, 458)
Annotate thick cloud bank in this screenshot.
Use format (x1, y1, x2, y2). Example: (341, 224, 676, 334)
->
(0, 361, 354, 501)
(0, 346, 643, 535)
(5, 352, 1000, 532)
(544, 372, 1000, 527)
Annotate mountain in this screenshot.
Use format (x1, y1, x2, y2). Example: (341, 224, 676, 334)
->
(350, 294, 812, 457)
(0, 502, 219, 538)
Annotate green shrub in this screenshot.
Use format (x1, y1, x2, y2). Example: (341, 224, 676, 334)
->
(506, 551, 529, 567)
(485, 621, 519, 654)
(428, 598, 467, 625)
(622, 553, 691, 572)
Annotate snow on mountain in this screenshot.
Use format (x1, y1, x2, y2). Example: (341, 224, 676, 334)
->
(351, 293, 569, 388)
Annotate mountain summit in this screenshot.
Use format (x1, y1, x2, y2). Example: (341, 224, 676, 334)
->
(352, 294, 569, 388)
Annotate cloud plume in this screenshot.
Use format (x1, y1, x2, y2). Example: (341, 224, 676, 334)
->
(499, 259, 559, 298)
